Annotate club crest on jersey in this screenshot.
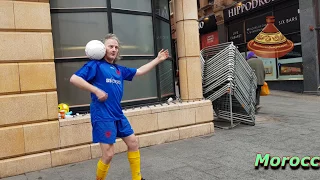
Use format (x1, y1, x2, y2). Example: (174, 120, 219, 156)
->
(116, 69, 121, 75)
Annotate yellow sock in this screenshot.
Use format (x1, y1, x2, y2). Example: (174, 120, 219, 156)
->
(128, 150, 142, 180)
(96, 159, 110, 180)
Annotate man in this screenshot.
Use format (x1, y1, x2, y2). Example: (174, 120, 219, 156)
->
(246, 51, 265, 112)
(70, 33, 169, 180)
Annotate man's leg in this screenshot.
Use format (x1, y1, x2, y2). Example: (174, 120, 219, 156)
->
(122, 134, 141, 180)
(96, 144, 114, 180)
(92, 121, 117, 180)
(117, 118, 142, 180)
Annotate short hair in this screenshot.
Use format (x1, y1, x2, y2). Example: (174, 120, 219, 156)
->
(102, 33, 121, 63)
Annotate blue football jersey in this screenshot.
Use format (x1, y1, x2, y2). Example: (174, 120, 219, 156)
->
(75, 60, 137, 122)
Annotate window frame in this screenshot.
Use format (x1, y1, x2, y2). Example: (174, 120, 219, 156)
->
(51, 0, 176, 111)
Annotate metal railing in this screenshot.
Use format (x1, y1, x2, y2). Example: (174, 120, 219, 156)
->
(201, 42, 257, 129)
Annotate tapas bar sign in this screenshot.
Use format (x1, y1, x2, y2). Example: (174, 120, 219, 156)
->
(228, 22, 245, 45)
(274, 4, 300, 34)
(223, 0, 281, 21)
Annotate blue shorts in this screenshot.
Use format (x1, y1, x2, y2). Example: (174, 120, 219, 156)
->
(92, 118, 134, 144)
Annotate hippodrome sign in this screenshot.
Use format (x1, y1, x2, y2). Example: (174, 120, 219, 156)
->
(223, 0, 281, 20)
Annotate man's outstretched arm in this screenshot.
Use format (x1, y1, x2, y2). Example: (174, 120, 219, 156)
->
(135, 49, 169, 76)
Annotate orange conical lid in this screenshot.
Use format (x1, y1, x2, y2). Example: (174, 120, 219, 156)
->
(262, 16, 278, 33)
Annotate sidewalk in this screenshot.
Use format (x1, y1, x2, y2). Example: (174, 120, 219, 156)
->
(4, 90, 320, 180)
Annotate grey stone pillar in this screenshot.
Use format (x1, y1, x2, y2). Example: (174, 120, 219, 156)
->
(299, 0, 320, 94)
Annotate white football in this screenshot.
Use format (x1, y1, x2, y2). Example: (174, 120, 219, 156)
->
(85, 40, 106, 60)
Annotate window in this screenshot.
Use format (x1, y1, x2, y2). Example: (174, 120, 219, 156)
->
(51, 0, 175, 110)
(169, 1, 174, 15)
(155, 0, 175, 98)
(51, 13, 108, 58)
(228, 21, 245, 45)
(260, 57, 277, 80)
(112, 13, 154, 56)
(155, 19, 174, 97)
(155, 0, 170, 20)
(274, 4, 300, 35)
(118, 60, 158, 102)
(277, 33, 303, 79)
(155, 19, 172, 53)
(50, 0, 107, 8)
(111, 0, 151, 12)
(159, 60, 175, 97)
(245, 12, 272, 43)
(237, 45, 247, 59)
(55, 61, 91, 106)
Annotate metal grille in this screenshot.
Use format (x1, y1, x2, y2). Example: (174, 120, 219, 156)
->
(201, 42, 257, 128)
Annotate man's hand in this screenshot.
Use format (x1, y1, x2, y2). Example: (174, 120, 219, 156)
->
(157, 49, 169, 62)
(94, 88, 108, 102)
(135, 49, 170, 76)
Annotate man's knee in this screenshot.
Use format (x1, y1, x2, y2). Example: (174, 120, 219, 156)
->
(103, 148, 114, 157)
(100, 144, 115, 163)
(127, 136, 139, 150)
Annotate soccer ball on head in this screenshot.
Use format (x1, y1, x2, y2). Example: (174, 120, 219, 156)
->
(85, 40, 106, 60)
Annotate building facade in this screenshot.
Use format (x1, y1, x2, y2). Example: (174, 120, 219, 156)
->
(0, 0, 213, 178)
(198, 0, 320, 94)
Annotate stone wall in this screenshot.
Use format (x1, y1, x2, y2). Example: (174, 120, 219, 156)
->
(0, 0, 58, 165)
(0, 101, 214, 177)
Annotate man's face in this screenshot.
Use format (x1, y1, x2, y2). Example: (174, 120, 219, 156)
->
(104, 39, 119, 63)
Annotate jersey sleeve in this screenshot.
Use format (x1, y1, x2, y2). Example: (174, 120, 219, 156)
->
(118, 65, 137, 81)
(74, 61, 98, 82)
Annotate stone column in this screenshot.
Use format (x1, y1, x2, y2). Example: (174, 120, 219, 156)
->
(299, 0, 320, 94)
(174, 0, 203, 101)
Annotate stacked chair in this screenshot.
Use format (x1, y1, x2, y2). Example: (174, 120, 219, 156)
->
(201, 42, 257, 128)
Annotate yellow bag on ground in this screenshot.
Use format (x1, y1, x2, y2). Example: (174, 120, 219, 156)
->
(261, 82, 270, 96)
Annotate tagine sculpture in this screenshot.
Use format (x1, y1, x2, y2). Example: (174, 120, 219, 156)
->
(247, 16, 294, 58)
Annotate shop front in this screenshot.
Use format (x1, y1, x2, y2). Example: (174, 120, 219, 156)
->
(199, 15, 219, 49)
(223, 0, 305, 92)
